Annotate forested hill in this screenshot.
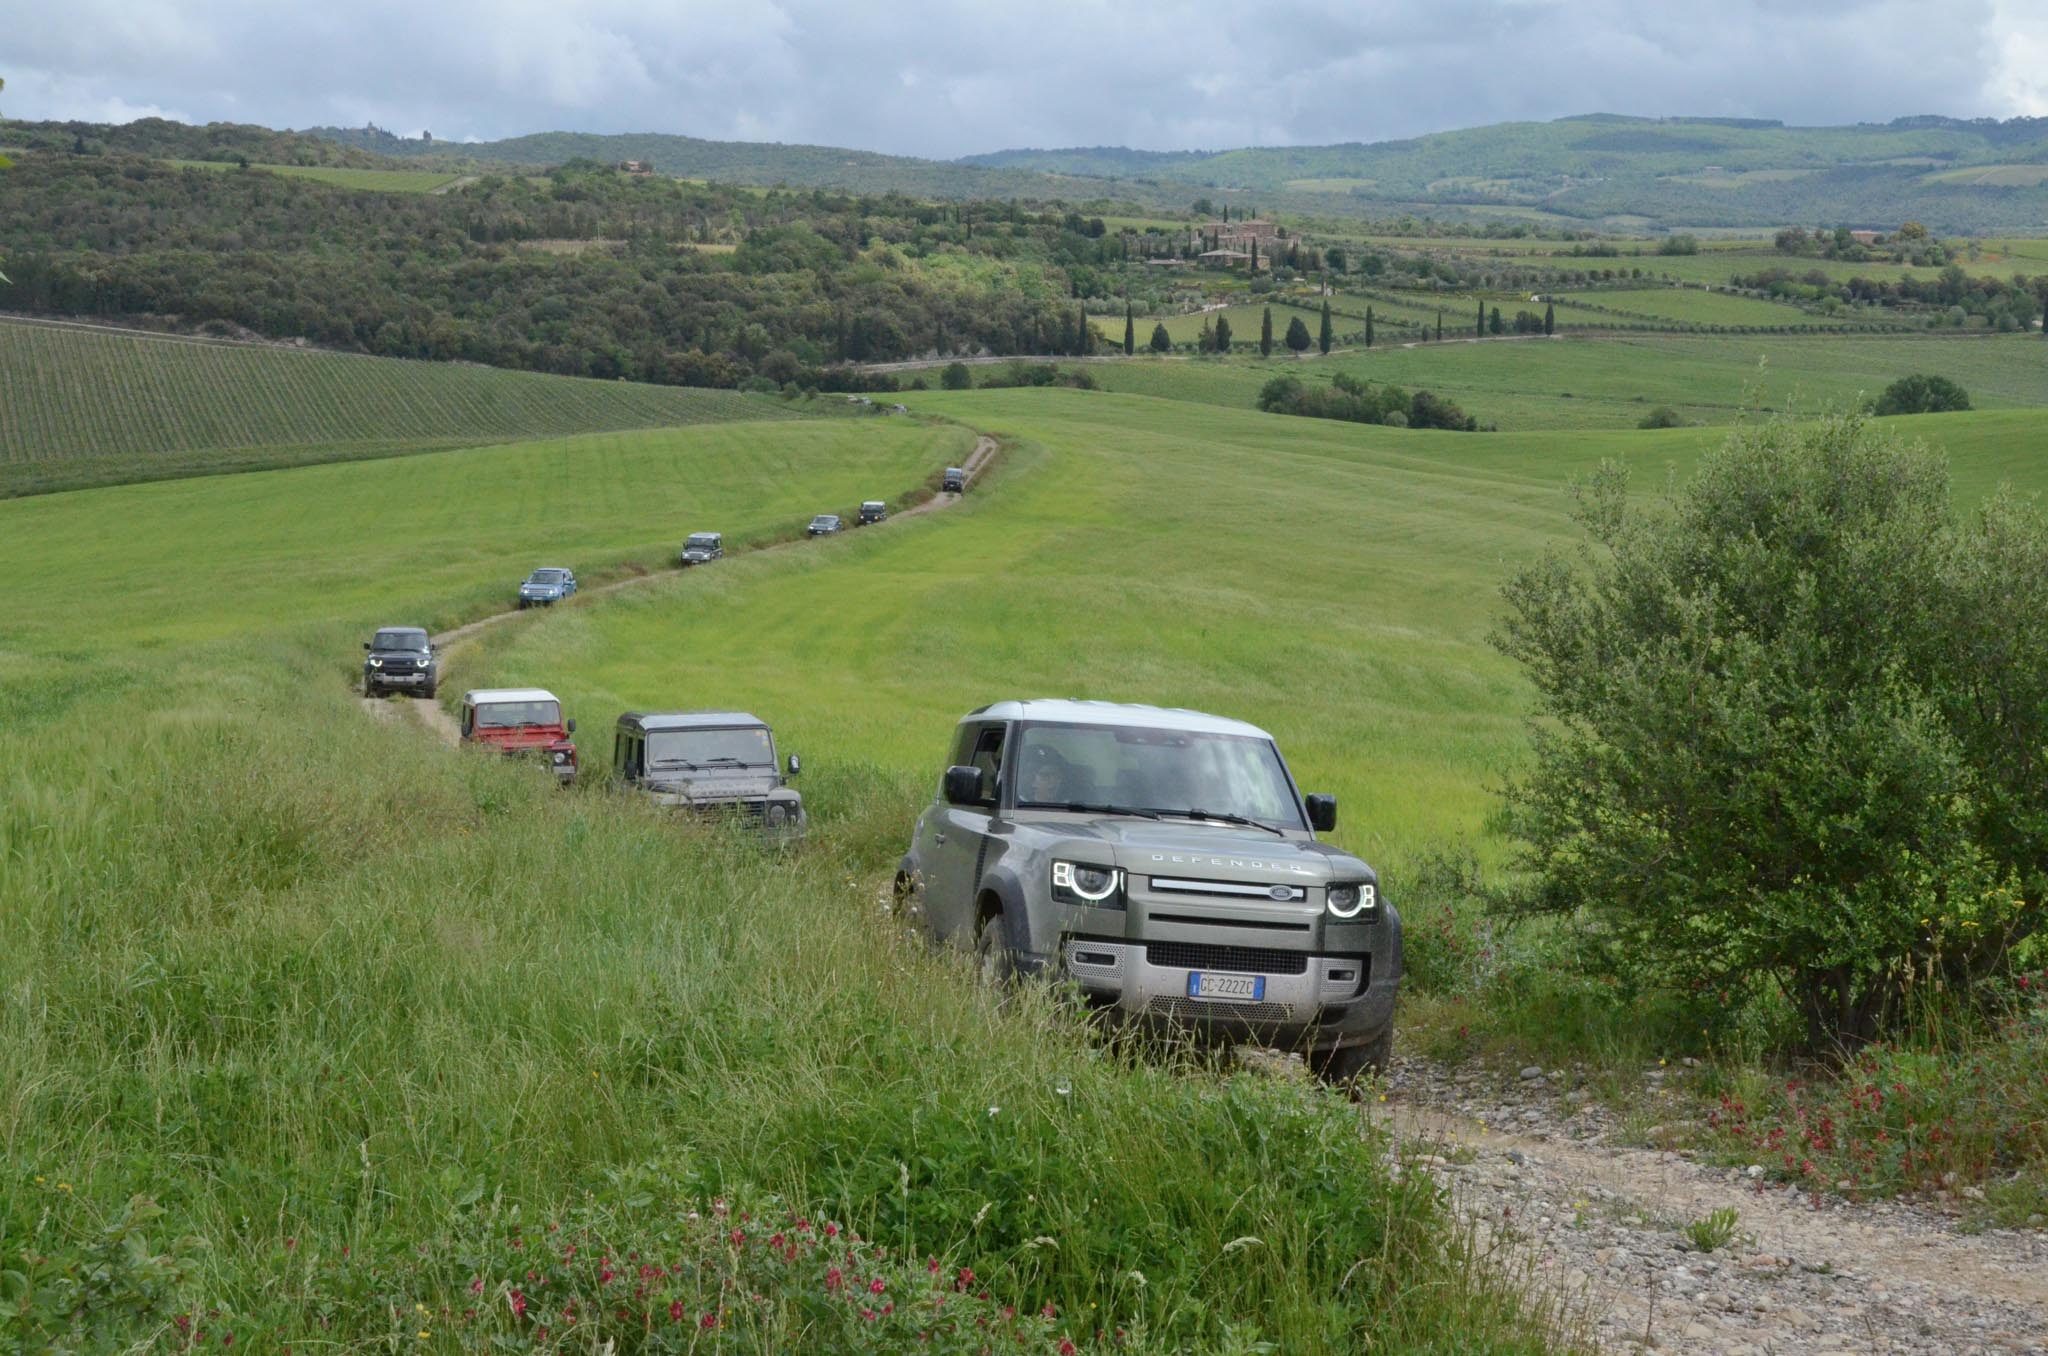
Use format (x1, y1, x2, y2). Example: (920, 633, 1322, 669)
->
(304, 124, 1123, 203)
(961, 114, 2048, 233)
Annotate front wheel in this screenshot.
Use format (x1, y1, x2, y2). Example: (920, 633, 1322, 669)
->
(1311, 1028, 1392, 1093)
(974, 912, 1015, 987)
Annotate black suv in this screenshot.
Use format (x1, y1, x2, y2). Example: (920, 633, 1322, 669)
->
(363, 626, 438, 697)
(858, 501, 888, 525)
(680, 532, 724, 566)
(942, 466, 967, 493)
(807, 514, 843, 536)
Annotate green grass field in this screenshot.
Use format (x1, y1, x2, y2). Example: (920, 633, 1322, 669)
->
(1095, 300, 1328, 345)
(0, 319, 811, 494)
(0, 395, 1560, 1353)
(1550, 285, 1833, 328)
(1071, 333, 2048, 429)
(169, 158, 466, 192)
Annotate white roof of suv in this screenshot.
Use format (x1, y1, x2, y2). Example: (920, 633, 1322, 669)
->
(464, 688, 561, 705)
(963, 698, 1272, 740)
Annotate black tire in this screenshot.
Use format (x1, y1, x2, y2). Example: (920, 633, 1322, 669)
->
(420, 683, 437, 700)
(1311, 1028, 1393, 1093)
(974, 911, 1016, 987)
(364, 681, 378, 698)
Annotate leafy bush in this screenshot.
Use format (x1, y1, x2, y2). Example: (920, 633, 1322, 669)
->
(1637, 406, 1685, 429)
(1257, 372, 1477, 431)
(1657, 234, 1701, 256)
(940, 361, 973, 390)
(1872, 373, 1970, 415)
(1495, 416, 2048, 1050)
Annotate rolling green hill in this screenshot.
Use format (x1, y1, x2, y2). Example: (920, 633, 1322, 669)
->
(965, 115, 2048, 231)
(0, 319, 812, 495)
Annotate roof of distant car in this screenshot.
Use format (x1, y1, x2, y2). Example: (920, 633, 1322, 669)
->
(862, 500, 886, 509)
(617, 710, 768, 732)
(961, 698, 1271, 740)
(465, 687, 561, 706)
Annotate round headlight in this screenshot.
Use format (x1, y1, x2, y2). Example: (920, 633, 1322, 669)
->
(765, 803, 788, 826)
(1326, 883, 1375, 919)
(1053, 861, 1121, 902)
(551, 751, 568, 765)
(368, 656, 382, 667)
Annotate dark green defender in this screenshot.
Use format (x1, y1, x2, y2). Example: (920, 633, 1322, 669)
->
(897, 700, 1401, 1085)
(612, 711, 805, 840)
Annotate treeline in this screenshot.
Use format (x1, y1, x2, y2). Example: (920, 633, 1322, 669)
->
(1730, 262, 2048, 331)
(1257, 372, 1480, 430)
(0, 154, 1116, 383)
(4, 116, 393, 168)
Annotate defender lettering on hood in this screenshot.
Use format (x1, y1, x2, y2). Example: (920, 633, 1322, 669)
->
(897, 699, 1403, 1090)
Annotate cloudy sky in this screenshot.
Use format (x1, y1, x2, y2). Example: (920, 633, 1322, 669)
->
(7, 0, 2046, 158)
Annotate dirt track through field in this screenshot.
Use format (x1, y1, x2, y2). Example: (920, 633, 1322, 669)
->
(1372, 1057, 2048, 1355)
(358, 434, 996, 730)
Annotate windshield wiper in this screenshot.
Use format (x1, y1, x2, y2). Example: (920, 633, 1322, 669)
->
(1154, 808, 1286, 838)
(1023, 801, 1162, 819)
(649, 759, 700, 769)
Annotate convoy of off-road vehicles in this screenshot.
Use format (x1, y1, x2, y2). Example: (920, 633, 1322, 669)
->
(351, 454, 1400, 1086)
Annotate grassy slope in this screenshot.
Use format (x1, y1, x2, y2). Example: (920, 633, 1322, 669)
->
(168, 158, 464, 191)
(0, 320, 810, 495)
(466, 394, 2048, 872)
(0, 405, 1552, 1352)
(1073, 333, 2048, 429)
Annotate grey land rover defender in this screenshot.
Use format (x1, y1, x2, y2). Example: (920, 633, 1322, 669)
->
(897, 700, 1400, 1083)
(612, 710, 805, 839)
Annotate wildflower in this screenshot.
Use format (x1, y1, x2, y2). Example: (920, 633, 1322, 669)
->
(470, 1279, 484, 1295)
(669, 1300, 685, 1323)
(417, 1332, 430, 1341)
(988, 1105, 1001, 1117)
(729, 1228, 745, 1248)
(870, 1277, 887, 1295)
(57, 1183, 72, 1193)
(956, 1268, 975, 1290)
(826, 1267, 845, 1291)
(824, 1222, 840, 1238)
(509, 1291, 527, 1320)
(927, 1256, 941, 1275)
(700, 1312, 718, 1330)
(1042, 1303, 1057, 1319)
(862, 1308, 877, 1321)
(1060, 1342, 1077, 1356)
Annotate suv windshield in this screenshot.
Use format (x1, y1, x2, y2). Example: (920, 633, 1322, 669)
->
(527, 570, 568, 584)
(687, 535, 719, 548)
(647, 727, 773, 768)
(372, 629, 427, 650)
(1012, 722, 1305, 829)
(475, 701, 561, 728)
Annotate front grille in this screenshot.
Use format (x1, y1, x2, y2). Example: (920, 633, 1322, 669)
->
(1147, 997, 1295, 1024)
(1145, 941, 1309, 975)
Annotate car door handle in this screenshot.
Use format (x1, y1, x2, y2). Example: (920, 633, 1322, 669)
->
(934, 833, 948, 845)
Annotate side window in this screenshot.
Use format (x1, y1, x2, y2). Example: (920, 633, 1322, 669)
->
(460, 706, 474, 737)
(968, 725, 1006, 806)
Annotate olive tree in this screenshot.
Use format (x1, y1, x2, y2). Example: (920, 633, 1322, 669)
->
(1494, 415, 2048, 1050)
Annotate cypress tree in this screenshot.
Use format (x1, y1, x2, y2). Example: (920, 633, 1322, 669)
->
(1436, 310, 1444, 342)
(1123, 300, 1135, 356)
(1149, 322, 1172, 353)
(1215, 314, 1232, 353)
(1318, 299, 1333, 354)
(1365, 306, 1375, 348)
(1543, 302, 1555, 336)
(1476, 299, 1485, 336)
(1260, 305, 1274, 357)
(1489, 306, 1503, 335)
(1284, 315, 1312, 353)
(1077, 304, 1090, 355)
(1250, 238, 1259, 272)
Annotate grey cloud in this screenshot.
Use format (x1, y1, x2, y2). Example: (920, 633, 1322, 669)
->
(0, 0, 2033, 158)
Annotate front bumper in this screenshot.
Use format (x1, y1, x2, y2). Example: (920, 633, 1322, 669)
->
(367, 669, 426, 685)
(1058, 934, 1395, 1048)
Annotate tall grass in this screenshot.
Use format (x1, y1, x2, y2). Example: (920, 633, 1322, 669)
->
(0, 633, 1564, 1352)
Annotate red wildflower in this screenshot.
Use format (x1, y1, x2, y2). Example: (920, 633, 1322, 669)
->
(1060, 1341, 1077, 1356)
(701, 1312, 718, 1330)
(825, 1222, 840, 1238)
(826, 1267, 845, 1291)
(470, 1278, 484, 1294)
(870, 1278, 887, 1295)
(510, 1291, 527, 1320)
(669, 1300, 685, 1323)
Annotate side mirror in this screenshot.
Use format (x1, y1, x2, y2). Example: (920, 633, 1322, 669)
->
(786, 754, 801, 777)
(362, 641, 371, 650)
(943, 764, 984, 806)
(1305, 794, 1337, 832)
(566, 718, 577, 734)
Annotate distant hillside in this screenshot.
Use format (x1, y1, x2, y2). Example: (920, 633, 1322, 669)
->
(966, 115, 2048, 232)
(4, 117, 406, 169)
(304, 124, 1132, 204)
(0, 318, 809, 496)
